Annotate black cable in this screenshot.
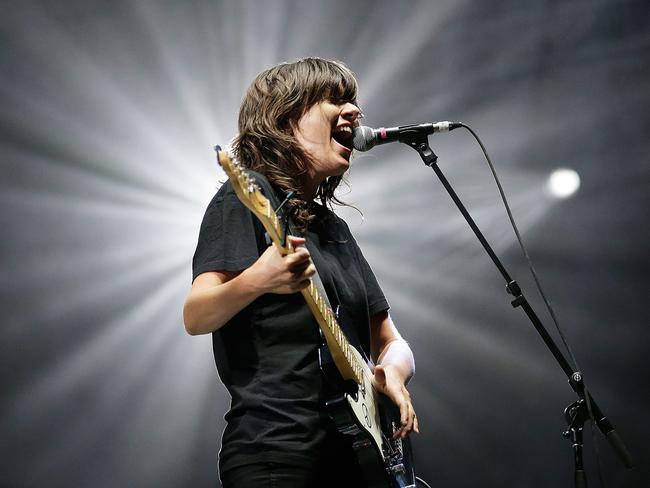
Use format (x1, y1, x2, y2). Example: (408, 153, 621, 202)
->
(458, 122, 606, 488)
(459, 123, 580, 371)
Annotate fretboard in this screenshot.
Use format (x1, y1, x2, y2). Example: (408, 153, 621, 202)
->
(303, 278, 363, 384)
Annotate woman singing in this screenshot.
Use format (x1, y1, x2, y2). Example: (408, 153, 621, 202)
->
(183, 57, 418, 487)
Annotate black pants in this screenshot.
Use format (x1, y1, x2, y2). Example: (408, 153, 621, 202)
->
(220, 451, 367, 487)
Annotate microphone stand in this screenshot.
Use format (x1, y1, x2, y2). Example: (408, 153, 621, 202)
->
(400, 133, 633, 486)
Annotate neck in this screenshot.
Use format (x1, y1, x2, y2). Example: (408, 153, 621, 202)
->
(302, 171, 324, 203)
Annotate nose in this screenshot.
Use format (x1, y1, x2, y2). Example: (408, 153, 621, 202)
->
(340, 103, 362, 124)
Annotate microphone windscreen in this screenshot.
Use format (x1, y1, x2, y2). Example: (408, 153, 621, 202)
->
(352, 126, 375, 152)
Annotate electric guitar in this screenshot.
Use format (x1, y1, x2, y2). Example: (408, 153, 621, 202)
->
(216, 147, 417, 488)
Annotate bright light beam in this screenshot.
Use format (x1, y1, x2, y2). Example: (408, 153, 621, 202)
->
(546, 168, 581, 198)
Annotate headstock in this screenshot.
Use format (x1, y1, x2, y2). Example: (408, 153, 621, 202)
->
(215, 146, 272, 220)
(215, 146, 288, 253)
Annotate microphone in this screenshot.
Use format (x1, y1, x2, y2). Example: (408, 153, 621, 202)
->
(352, 122, 461, 152)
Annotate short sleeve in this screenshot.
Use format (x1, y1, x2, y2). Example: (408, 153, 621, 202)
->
(191, 181, 265, 282)
(336, 218, 389, 317)
(354, 240, 390, 316)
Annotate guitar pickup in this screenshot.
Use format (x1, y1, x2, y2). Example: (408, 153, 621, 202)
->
(352, 438, 372, 450)
(387, 462, 406, 475)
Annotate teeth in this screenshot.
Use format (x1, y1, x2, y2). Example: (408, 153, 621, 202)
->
(334, 126, 352, 134)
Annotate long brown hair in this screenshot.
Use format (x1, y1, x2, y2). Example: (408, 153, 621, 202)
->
(231, 57, 359, 231)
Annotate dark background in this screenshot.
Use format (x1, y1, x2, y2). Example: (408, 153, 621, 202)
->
(1, 0, 649, 486)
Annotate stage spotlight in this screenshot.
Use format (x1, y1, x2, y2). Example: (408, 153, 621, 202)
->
(547, 168, 580, 199)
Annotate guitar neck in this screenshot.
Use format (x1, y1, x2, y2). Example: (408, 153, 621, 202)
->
(260, 204, 364, 385)
(257, 207, 363, 384)
(302, 280, 363, 384)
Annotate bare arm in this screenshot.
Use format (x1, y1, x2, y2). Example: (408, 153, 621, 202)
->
(183, 236, 315, 335)
(370, 310, 419, 438)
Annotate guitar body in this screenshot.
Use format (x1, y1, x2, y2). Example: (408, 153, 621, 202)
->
(320, 342, 417, 488)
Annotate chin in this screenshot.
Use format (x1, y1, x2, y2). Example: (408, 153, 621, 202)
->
(333, 161, 350, 176)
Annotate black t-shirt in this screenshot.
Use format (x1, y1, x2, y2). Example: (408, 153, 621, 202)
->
(191, 180, 389, 475)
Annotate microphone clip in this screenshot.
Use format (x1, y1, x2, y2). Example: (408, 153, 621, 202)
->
(402, 132, 438, 167)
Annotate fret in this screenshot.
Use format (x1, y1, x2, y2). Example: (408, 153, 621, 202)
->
(324, 308, 330, 327)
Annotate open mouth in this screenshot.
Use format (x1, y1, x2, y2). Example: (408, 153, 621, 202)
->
(332, 125, 354, 152)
